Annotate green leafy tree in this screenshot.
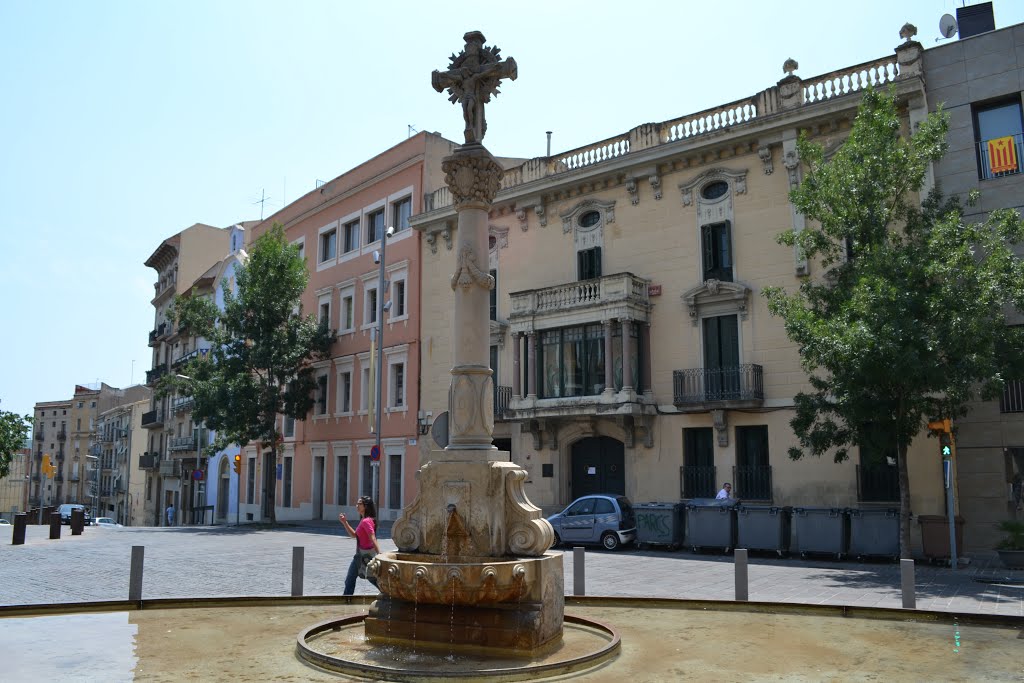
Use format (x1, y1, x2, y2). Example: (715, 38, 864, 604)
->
(0, 407, 31, 479)
(163, 224, 333, 523)
(764, 89, 1024, 558)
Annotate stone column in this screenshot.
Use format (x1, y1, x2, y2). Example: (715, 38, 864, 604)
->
(621, 319, 634, 392)
(527, 332, 537, 399)
(443, 144, 503, 455)
(602, 319, 614, 395)
(512, 332, 522, 399)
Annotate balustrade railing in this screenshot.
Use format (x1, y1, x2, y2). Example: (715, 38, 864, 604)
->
(169, 436, 196, 452)
(494, 385, 512, 419)
(557, 134, 630, 171)
(673, 365, 764, 405)
(663, 97, 758, 143)
(978, 134, 1023, 181)
(802, 56, 899, 104)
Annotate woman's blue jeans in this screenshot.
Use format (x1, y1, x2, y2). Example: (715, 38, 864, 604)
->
(343, 552, 360, 595)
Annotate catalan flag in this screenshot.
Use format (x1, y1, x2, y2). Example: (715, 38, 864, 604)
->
(987, 135, 1019, 175)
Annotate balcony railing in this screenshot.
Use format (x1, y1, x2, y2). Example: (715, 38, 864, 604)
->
(146, 364, 168, 386)
(1001, 379, 1024, 413)
(139, 452, 158, 469)
(510, 272, 649, 319)
(159, 459, 181, 477)
(680, 465, 717, 499)
(494, 385, 512, 420)
(172, 348, 201, 369)
(148, 322, 167, 345)
(141, 409, 164, 428)
(172, 397, 194, 414)
(35, 431, 44, 441)
(856, 463, 899, 503)
(169, 436, 197, 452)
(978, 134, 1023, 181)
(673, 365, 764, 407)
(733, 465, 772, 502)
(56, 429, 67, 441)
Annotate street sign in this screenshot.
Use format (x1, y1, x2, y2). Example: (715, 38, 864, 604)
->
(370, 445, 381, 462)
(193, 470, 204, 481)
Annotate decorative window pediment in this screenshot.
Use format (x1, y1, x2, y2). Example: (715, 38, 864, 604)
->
(678, 167, 748, 207)
(560, 198, 615, 234)
(682, 279, 751, 326)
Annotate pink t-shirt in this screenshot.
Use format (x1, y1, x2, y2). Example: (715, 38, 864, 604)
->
(355, 517, 376, 550)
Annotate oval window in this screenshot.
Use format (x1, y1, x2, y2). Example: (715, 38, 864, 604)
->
(579, 210, 601, 228)
(701, 181, 729, 200)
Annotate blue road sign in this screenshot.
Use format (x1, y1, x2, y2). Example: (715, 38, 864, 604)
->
(370, 445, 381, 462)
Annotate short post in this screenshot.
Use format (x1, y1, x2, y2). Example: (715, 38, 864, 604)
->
(71, 508, 83, 536)
(12, 513, 27, 545)
(48, 512, 61, 540)
(129, 546, 145, 601)
(900, 558, 915, 609)
(734, 548, 749, 601)
(573, 546, 585, 596)
(291, 546, 304, 597)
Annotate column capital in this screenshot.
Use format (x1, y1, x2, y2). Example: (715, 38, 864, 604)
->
(442, 144, 504, 210)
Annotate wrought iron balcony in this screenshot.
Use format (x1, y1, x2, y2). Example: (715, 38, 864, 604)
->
(857, 463, 899, 503)
(35, 430, 44, 441)
(672, 364, 764, 411)
(146, 364, 168, 386)
(169, 436, 197, 452)
(139, 452, 158, 469)
(172, 397, 194, 414)
(159, 459, 181, 477)
(148, 322, 167, 346)
(141, 409, 164, 428)
(680, 465, 717, 499)
(733, 465, 772, 502)
(56, 429, 67, 441)
(172, 348, 201, 369)
(494, 385, 512, 421)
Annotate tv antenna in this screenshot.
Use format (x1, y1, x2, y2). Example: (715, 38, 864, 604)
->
(408, 124, 419, 138)
(937, 13, 958, 41)
(253, 188, 272, 220)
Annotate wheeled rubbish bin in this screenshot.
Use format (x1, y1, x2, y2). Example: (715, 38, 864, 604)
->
(685, 498, 737, 552)
(790, 507, 849, 559)
(847, 508, 899, 560)
(736, 505, 792, 556)
(634, 502, 685, 549)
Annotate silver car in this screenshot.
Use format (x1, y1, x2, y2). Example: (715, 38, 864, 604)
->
(547, 494, 636, 550)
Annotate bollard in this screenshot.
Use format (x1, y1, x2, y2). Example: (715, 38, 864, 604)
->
(49, 512, 61, 540)
(12, 513, 27, 545)
(900, 558, 916, 609)
(71, 508, 83, 536)
(734, 548, 749, 601)
(129, 546, 145, 601)
(291, 546, 304, 597)
(573, 547, 586, 596)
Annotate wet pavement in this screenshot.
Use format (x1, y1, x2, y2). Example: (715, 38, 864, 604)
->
(1, 521, 1022, 616)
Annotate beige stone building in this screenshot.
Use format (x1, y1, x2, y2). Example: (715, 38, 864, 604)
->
(95, 397, 151, 526)
(413, 32, 952, 551)
(0, 443, 30, 518)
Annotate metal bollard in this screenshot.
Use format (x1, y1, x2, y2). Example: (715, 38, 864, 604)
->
(291, 546, 304, 597)
(900, 558, 916, 609)
(734, 548, 749, 601)
(129, 546, 145, 601)
(71, 508, 84, 536)
(12, 513, 27, 545)
(573, 547, 585, 596)
(49, 512, 61, 540)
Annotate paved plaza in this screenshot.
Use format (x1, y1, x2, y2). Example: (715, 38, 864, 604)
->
(1, 522, 1022, 617)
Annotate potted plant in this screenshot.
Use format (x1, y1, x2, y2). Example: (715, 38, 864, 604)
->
(995, 519, 1024, 569)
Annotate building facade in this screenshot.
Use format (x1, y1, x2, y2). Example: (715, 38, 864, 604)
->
(923, 14, 1024, 551)
(413, 30, 955, 552)
(95, 396, 151, 525)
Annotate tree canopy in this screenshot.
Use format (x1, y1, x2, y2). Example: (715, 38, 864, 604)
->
(164, 224, 333, 523)
(763, 88, 1024, 557)
(0, 408, 31, 479)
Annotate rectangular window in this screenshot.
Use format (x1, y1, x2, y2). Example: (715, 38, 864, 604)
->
(319, 229, 337, 263)
(247, 457, 256, 503)
(366, 209, 385, 244)
(735, 425, 771, 501)
(361, 454, 373, 498)
(393, 280, 406, 318)
(974, 99, 1024, 180)
(341, 291, 355, 332)
(703, 314, 740, 400)
(318, 293, 331, 329)
(316, 373, 328, 415)
(391, 362, 405, 408)
(366, 287, 378, 325)
(392, 197, 412, 232)
(577, 247, 602, 281)
(489, 269, 498, 320)
(343, 220, 360, 253)
(701, 221, 733, 282)
(283, 415, 295, 438)
(858, 440, 899, 503)
(388, 452, 402, 508)
(283, 456, 293, 507)
(336, 455, 349, 505)
(295, 242, 304, 261)
(339, 370, 352, 413)
(539, 324, 608, 398)
(681, 428, 716, 498)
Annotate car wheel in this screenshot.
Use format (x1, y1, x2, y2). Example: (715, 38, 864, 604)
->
(551, 532, 561, 548)
(601, 532, 620, 551)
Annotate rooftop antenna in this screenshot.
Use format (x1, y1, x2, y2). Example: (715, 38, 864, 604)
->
(408, 124, 419, 138)
(253, 188, 271, 220)
(937, 13, 958, 41)
(546, 131, 552, 157)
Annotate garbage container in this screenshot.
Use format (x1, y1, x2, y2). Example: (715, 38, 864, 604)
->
(685, 498, 737, 552)
(737, 505, 791, 555)
(790, 507, 848, 559)
(917, 515, 965, 561)
(634, 502, 685, 549)
(847, 508, 899, 559)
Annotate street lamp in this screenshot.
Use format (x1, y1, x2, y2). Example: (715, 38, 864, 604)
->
(372, 225, 396, 502)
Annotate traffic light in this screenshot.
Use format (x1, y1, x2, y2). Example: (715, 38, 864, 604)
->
(233, 454, 241, 474)
(41, 454, 53, 477)
(927, 418, 954, 458)
(939, 433, 953, 458)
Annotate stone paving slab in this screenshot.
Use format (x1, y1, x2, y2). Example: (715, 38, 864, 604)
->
(1, 523, 1022, 617)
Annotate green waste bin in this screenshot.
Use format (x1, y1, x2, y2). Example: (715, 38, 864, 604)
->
(634, 502, 685, 549)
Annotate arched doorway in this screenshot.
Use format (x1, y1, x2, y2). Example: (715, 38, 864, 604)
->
(570, 436, 625, 499)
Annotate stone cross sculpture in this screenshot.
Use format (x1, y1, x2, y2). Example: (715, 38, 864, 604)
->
(431, 31, 518, 145)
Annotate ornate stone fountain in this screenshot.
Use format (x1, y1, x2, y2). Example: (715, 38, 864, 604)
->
(362, 31, 564, 654)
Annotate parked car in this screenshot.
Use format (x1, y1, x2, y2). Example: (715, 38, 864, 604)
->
(547, 494, 637, 550)
(93, 517, 122, 528)
(0, 518, 10, 526)
(57, 504, 91, 525)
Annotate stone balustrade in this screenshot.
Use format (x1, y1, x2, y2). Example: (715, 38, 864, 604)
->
(801, 56, 899, 105)
(662, 97, 759, 143)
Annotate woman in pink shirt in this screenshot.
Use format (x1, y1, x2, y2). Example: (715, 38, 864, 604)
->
(340, 496, 381, 595)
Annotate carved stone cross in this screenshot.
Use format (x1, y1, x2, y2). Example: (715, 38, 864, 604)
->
(432, 31, 518, 145)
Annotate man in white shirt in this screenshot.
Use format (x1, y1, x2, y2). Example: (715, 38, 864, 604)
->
(716, 483, 732, 500)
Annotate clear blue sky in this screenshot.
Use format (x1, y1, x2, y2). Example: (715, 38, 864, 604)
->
(2, 0, 1022, 419)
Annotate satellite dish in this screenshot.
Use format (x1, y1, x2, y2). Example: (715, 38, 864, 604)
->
(939, 13, 958, 39)
(430, 411, 449, 448)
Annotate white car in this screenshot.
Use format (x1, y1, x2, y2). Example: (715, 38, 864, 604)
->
(94, 517, 123, 528)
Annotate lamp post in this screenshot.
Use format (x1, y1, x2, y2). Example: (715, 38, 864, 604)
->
(372, 225, 396, 503)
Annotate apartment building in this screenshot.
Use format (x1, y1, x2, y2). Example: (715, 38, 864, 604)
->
(412, 28, 956, 552)
(0, 441, 31, 518)
(31, 398, 71, 510)
(95, 397, 151, 526)
(922, 9, 1024, 550)
(242, 132, 458, 523)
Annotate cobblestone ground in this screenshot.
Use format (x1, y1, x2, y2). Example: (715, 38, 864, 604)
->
(1, 523, 1022, 616)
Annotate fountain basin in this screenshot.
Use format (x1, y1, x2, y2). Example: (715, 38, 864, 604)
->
(370, 552, 546, 606)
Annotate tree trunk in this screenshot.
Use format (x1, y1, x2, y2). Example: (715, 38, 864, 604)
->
(897, 440, 912, 559)
(267, 443, 277, 524)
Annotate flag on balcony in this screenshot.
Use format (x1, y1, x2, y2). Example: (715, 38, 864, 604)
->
(988, 135, 1019, 174)
(368, 328, 376, 432)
